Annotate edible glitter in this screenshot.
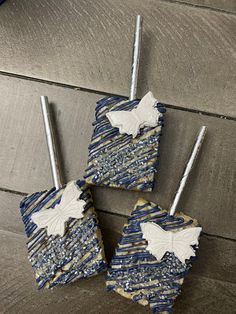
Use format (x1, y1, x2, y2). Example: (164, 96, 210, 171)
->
(20, 180, 107, 289)
(84, 96, 165, 191)
(106, 199, 200, 313)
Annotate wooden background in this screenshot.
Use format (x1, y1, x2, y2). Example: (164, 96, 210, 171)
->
(0, 1, 235, 313)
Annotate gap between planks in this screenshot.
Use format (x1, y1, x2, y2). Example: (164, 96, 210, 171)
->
(1, 186, 235, 243)
(161, 0, 236, 15)
(0, 71, 235, 122)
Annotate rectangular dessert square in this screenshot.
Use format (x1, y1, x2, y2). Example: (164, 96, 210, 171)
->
(84, 96, 165, 191)
(19, 180, 106, 289)
(106, 198, 199, 313)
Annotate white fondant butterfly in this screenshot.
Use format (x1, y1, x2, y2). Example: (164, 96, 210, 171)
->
(31, 181, 86, 237)
(106, 91, 161, 138)
(141, 222, 202, 264)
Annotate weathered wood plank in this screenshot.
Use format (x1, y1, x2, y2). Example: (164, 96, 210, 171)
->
(93, 109, 236, 239)
(99, 211, 236, 284)
(0, 75, 235, 239)
(0, 75, 98, 193)
(0, 191, 25, 235)
(0, 231, 149, 314)
(0, 0, 235, 117)
(175, 0, 236, 13)
(0, 230, 235, 314)
(0, 190, 235, 284)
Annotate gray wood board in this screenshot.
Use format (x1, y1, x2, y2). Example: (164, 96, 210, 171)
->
(0, 231, 149, 314)
(0, 75, 235, 239)
(174, 0, 236, 13)
(0, 190, 235, 285)
(0, 0, 235, 117)
(0, 229, 235, 314)
(99, 210, 236, 285)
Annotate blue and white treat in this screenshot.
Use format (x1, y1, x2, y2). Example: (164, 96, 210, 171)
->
(84, 92, 165, 191)
(106, 198, 201, 313)
(19, 179, 107, 289)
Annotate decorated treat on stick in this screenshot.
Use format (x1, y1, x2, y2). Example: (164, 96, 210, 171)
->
(84, 15, 165, 191)
(106, 126, 206, 313)
(19, 96, 106, 289)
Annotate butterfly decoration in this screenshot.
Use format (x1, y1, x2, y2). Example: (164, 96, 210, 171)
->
(31, 181, 86, 237)
(106, 91, 162, 138)
(141, 222, 202, 264)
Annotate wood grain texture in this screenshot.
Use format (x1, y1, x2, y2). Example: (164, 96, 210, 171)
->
(0, 231, 149, 314)
(174, 0, 236, 13)
(0, 75, 99, 193)
(0, 190, 25, 235)
(99, 205, 236, 285)
(0, 0, 235, 117)
(0, 185, 235, 285)
(0, 75, 235, 239)
(93, 108, 236, 240)
(0, 228, 235, 314)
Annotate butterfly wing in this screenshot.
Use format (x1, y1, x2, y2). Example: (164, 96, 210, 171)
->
(62, 199, 86, 221)
(59, 181, 82, 208)
(141, 222, 170, 261)
(31, 208, 66, 237)
(31, 209, 57, 228)
(106, 91, 161, 138)
(136, 91, 156, 111)
(46, 215, 66, 237)
(135, 91, 161, 127)
(106, 111, 140, 138)
(172, 227, 202, 263)
(176, 227, 202, 245)
(59, 181, 86, 221)
(31, 182, 86, 237)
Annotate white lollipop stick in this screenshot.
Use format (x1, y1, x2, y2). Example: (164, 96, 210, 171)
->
(129, 15, 142, 101)
(169, 126, 207, 216)
(40, 96, 63, 190)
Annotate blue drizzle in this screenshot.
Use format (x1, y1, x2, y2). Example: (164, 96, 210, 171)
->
(19, 179, 106, 289)
(106, 199, 200, 313)
(84, 96, 166, 191)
